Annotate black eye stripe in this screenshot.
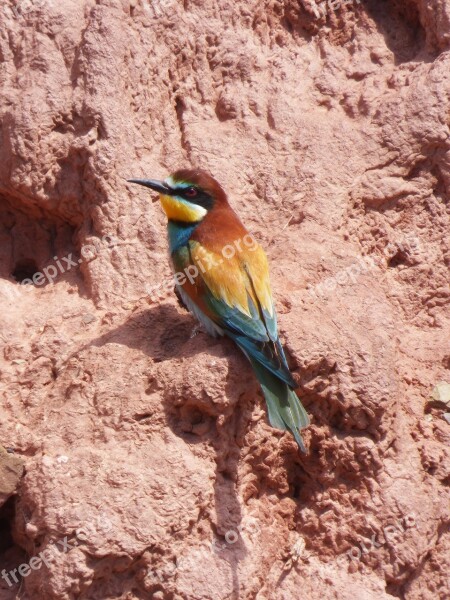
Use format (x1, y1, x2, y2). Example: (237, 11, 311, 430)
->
(184, 187, 198, 197)
(177, 187, 214, 210)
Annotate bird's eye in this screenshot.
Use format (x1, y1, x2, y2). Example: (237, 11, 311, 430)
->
(184, 187, 198, 198)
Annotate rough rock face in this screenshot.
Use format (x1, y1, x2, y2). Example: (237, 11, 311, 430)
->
(0, 447, 24, 508)
(0, 1, 449, 599)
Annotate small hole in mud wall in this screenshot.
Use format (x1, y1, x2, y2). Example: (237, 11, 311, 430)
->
(0, 497, 15, 554)
(12, 259, 40, 283)
(387, 250, 407, 268)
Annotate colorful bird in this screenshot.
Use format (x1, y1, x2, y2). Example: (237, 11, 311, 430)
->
(128, 169, 310, 452)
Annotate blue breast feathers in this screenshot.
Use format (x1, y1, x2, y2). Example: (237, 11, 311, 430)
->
(167, 221, 199, 253)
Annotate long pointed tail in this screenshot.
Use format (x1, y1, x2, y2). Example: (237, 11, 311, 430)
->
(248, 357, 310, 453)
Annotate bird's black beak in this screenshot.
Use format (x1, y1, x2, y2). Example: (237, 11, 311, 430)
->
(127, 178, 171, 199)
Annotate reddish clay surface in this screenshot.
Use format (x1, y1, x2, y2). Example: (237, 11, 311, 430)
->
(0, 1, 449, 599)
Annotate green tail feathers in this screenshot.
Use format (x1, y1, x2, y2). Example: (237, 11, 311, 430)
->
(249, 358, 310, 453)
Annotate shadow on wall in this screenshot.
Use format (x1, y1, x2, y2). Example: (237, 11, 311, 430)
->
(364, 0, 431, 63)
(0, 496, 27, 597)
(90, 302, 250, 597)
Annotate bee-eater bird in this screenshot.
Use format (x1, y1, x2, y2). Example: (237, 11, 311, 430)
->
(128, 169, 310, 452)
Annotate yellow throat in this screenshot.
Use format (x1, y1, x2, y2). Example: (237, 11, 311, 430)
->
(159, 194, 207, 222)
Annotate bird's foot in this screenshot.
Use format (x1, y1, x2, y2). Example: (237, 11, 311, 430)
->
(189, 323, 205, 339)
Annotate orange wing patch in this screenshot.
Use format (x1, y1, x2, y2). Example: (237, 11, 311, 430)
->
(241, 244, 274, 317)
(189, 241, 251, 315)
(189, 239, 274, 319)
